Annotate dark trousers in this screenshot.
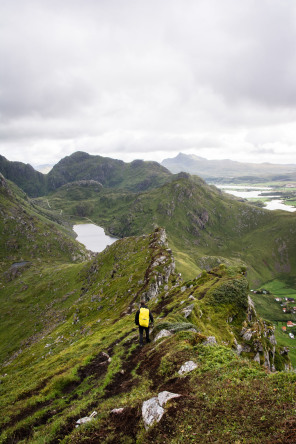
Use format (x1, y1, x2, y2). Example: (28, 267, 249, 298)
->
(139, 326, 150, 345)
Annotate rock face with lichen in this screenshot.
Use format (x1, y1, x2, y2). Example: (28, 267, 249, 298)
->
(234, 295, 289, 371)
(140, 228, 175, 302)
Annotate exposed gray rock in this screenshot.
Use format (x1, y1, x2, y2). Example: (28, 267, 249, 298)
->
(269, 334, 277, 345)
(111, 408, 125, 414)
(280, 347, 289, 355)
(247, 296, 256, 322)
(178, 361, 198, 375)
(264, 351, 271, 369)
(154, 329, 173, 342)
(181, 286, 187, 293)
(188, 295, 196, 300)
(158, 228, 168, 246)
(241, 329, 254, 341)
(183, 304, 194, 318)
(76, 411, 97, 427)
(142, 397, 164, 430)
(158, 391, 181, 407)
(203, 336, 217, 346)
(253, 340, 264, 352)
(236, 344, 243, 355)
(254, 352, 261, 364)
(101, 352, 112, 363)
(142, 391, 181, 430)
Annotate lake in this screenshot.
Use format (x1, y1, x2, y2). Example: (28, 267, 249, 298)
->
(216, 185, 296, 212)
(73, 224, 118, 252)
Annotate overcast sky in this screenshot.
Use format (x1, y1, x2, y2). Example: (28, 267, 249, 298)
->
(1, 0, 296, 167)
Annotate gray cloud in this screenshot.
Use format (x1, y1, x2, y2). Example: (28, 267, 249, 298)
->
(0, 0, 296, 166)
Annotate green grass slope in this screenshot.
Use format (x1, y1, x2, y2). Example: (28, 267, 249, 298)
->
(0, 174, 90, 274)
(0, 156, 47, 197)
(47, 152, 172, 193)
(44, 173, 296, 286)
(0, 228, 294, 444)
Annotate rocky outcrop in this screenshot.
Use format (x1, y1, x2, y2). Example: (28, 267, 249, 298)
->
(142, 391, 181, 429)
(235, 296, 278, 371)
(154, 329, 173, 342)
(141, 229, 175, 301)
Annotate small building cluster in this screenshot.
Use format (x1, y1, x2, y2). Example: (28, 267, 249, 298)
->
(282, 322, 296, 339)
(274, 297, 296, 313)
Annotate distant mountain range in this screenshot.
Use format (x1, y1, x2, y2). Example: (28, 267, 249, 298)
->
(161, 152, 296, 182)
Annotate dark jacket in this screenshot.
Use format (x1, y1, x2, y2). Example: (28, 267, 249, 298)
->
(135, 305, 154, 326)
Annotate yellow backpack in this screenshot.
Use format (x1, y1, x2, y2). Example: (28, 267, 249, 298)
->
(139, 308, 149, 327)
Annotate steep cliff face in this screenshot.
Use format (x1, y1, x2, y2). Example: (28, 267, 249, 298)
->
(236, 296, 285, 371)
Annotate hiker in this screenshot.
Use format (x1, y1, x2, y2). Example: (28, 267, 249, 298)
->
(135, 300, 154, 346)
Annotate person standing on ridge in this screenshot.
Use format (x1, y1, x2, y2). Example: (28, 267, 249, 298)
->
(135, 300, 154, 347)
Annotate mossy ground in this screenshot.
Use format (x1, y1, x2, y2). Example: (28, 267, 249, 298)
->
(1, 231, 295, 443)
(1, 173, 296, 443)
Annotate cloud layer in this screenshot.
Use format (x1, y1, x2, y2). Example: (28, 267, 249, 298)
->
(1, 0, 296, 166)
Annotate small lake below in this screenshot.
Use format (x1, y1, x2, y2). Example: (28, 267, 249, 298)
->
(215, 185, 296, 212)
(73, 224, 118, 253)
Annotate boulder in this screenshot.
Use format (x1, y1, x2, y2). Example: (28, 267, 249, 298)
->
(142, 391, 181, 430)
(111, 408, 125, 414)
(183, 304, 194, 318)
(178, 361, 198, 375)
(142, 397, 164, 430)
(154, 329, 173, 342)
(158, 391, 181, 407)
(76, 411, 97, 427)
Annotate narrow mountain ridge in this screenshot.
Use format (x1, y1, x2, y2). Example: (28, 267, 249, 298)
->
(0, 228, 294, 443)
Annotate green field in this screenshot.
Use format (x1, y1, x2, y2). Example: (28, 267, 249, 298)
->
(251, 279, 296, 366)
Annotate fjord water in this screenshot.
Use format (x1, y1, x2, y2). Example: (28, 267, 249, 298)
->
(217, 185, 296, 212)
(73, 223, 117, 252)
